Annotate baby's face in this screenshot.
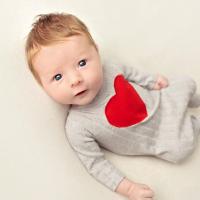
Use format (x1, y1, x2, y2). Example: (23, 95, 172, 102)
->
(33, 35, 103, 105)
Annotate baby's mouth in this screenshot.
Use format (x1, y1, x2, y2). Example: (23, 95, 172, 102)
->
(75, 90, 87, 96)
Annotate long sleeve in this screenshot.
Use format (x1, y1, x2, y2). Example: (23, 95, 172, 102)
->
(121, 64, 158, 90)
(65, 121, 125, 191)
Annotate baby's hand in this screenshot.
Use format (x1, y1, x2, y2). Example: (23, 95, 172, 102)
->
(115, 178, 154, 200)
(127, 182, 154, 200)
(153, 74, 169, 90)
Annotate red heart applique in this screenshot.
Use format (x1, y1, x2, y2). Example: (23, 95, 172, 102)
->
(105, 74, 148, 127)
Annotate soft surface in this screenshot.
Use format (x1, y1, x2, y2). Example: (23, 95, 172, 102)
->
(1, 1, 200, 200)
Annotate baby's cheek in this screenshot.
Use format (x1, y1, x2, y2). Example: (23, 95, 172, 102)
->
(90, 68, 103, 83)
(59, 90, 70, 101)
(49, 89, 67, 104)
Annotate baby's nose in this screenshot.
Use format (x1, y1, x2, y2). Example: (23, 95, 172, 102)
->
(69, 72, 83, 87)
(71, 78, 82, 87)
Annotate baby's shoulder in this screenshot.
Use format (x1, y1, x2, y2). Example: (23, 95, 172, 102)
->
(65, 110, 91, 137)
(103, 59, 124, 75)
(65, 110, 84, 130)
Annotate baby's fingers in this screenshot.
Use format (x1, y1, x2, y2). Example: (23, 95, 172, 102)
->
(143, 189, 154, 198)
(144, 190, 154, 198)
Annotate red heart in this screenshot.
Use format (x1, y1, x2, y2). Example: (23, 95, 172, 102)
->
(105, 74, 148, 127)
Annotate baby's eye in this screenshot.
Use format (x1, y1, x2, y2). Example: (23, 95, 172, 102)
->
(54, 74, 62, 81)
(78, 59, 87, 67)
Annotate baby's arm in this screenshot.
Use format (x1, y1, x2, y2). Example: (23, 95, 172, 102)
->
(66, 123, 154, 199)
(122, 64, 168, 90)
(66, 124, 125, 191)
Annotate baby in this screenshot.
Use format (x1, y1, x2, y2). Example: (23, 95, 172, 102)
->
(25, 13, 200, 200)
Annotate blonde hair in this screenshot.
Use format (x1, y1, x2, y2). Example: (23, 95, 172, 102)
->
(25, 12, 97, 86)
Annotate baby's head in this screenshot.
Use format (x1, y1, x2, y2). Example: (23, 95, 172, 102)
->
(25, 13, 103, 105)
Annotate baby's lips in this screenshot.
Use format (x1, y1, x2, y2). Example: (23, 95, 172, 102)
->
(75, 89, 87, 96)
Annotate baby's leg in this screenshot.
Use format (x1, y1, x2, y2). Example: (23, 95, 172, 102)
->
(188, 93, 200, 108)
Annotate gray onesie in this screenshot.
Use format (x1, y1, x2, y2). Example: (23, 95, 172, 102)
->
(65, 61, 200, 191)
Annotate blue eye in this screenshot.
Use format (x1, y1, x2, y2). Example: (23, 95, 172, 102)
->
(54, 74, 62, 81)
(78, 59, 87, 67)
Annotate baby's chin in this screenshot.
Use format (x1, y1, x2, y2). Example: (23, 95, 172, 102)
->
(73, 94, 96, 106)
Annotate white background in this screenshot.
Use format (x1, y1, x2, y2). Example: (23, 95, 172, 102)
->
(1, 0, 200, 199)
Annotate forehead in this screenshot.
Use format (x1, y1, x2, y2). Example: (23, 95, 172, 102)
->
(33, 35, 92, 76)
